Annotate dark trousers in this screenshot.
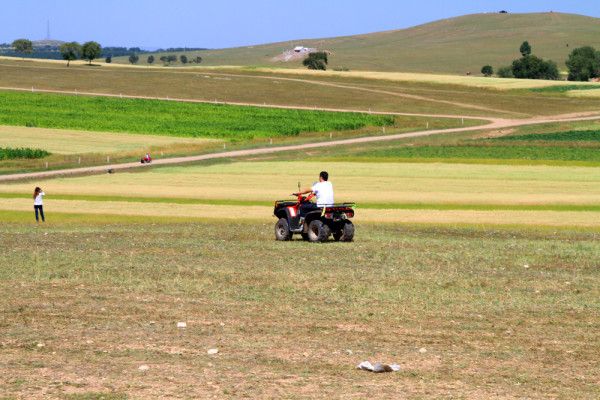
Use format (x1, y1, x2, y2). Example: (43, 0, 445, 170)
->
(34, 205, 45, 222)
(299, 203, 320, 217)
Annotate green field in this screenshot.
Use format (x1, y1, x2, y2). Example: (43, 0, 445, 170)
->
(114, 13, 600, 74)
(0, 147, 49, 160)
(495, 129, 600, 142)
(0, 91, 393, 140)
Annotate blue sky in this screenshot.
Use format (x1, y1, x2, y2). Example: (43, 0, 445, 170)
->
(1, 0, 600, 49)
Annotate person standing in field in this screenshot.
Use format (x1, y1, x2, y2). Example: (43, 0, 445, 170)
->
(33, 187, 45, 223)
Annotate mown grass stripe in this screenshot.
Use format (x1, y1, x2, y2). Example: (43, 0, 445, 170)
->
(1, 193, 599, 212)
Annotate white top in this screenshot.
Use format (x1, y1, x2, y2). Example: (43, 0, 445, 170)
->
(34, 192, 45, 206)
(312, 181, 334, 207)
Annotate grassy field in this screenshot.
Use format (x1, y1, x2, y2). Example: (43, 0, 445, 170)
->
(263, 120, 600, 166)
(5, 59, 600, 118)
(0, 91, 393, 140)
(1, 160, 600, 228)
(113, 13, 600, 74)
(0, 125, 219, 155)
(1, 217, 598, 398)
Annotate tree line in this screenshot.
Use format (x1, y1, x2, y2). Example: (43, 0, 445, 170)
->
(9, 38, 204, 67)
(481, 41, 600, 81)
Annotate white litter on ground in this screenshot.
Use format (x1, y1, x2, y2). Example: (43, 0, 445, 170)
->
(177, 322, 187, 328)
(207, 348, 219, 355)
(357, 361, 401, 373)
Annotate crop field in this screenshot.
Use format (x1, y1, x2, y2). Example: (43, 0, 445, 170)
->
(0, 91, 393, 140)
(0, 147, 49, 160)
(4, 59, 600, 118)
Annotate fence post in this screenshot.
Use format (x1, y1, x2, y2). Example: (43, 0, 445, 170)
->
(107, 156, 110, 164)
(78, 157, 81, 165)
(45, 162, 48, 169)
(426, 122, 429, 129)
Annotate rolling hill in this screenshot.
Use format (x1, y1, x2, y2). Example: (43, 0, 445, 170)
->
(117, 12, 600, 74)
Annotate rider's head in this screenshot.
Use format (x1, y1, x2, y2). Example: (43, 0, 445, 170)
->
(319, 171, 329, 182)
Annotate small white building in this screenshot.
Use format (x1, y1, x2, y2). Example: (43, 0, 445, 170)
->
(294, 46, 309, 53)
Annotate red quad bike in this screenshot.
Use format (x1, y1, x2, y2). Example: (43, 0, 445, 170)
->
(273, 192, 355, 242)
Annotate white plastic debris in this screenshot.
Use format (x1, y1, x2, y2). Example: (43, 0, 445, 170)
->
(357, 361, 401, 373)
(177, 322, 187, 328)
(207, 348, 219, 355)
(36, 343, 45, 348)
(138, 365, 150, 371)
(419, 347, 428, 354)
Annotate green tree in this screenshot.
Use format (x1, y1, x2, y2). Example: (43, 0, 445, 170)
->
(81, 41, 102, 65)
(497, 65, 514, 78)
(180, 55, 188, 64)
(159, 55, 167, 64)
(59, 42, 82, 67)
(147, 55, 155, 64)
(194, 56, 203, 64)
(481, 65, 494, 77)
(105, 55, 112, 63)
(566, 46, 600, 81)
(128, 53, 139, 64)
(303, 52, 328, 70)
(167, 55, 177, 64)
(12, 39, 33, 58)
(520, 41, 532, 57)
(512, 55, 559, 80)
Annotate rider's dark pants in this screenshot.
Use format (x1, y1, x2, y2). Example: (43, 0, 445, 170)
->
(299, 203, 320, 217)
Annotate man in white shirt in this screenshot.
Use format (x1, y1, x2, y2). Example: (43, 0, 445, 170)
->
(298, 171, 334, 215)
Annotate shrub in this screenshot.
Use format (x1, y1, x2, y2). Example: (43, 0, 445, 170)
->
(128, 54, 139, 64)
(105, 56, 112, 63)
(303, 52, 328, 70)
(497, 66, 514, 78)
(481, 65, 494, 77)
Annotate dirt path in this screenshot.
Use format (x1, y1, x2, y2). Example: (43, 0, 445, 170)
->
(2, 112, 600, 183)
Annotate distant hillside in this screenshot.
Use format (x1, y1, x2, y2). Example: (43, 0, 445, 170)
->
(119, 12, 600, 74)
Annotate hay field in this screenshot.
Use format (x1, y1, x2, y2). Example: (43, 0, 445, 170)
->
(2, 161, 599, 228)
(254, 68, 600, 90)
(2, 161, 599, 206)
(0, 125, 217, 155)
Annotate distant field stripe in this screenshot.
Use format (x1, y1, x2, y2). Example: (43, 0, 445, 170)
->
(0, 91, 393, 140)
(1, 193, 599, 212)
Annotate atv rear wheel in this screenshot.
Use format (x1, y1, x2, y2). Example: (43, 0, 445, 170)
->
(307, 219, 331, 243)
(339, 221, 354, 242)
(275, 218, 292, 241)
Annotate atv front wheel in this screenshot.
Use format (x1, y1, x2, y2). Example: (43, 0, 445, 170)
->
(307, 220, 331, 243)
(275, 218, 292, 241)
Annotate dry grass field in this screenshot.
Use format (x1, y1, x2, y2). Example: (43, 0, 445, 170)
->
(1, 161, 599, 228)
(1, 217, 598, 398)
(0, 125, 217, 155)
(3, 59, 600, 119)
